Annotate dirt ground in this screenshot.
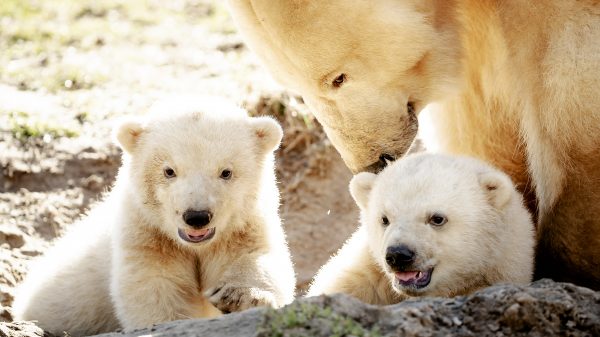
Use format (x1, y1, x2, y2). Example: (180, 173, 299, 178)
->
(0, 0, 360, 322)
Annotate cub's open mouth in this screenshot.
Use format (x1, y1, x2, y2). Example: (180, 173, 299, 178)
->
(178, 227, 216, 243)
(394, 268, 433, 289)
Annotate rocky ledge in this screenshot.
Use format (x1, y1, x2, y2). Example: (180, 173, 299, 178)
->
(2, 279, 599, 337)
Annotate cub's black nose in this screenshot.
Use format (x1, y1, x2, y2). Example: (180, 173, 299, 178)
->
(385, 245, 416, 269)
(183, 210, 212, 228)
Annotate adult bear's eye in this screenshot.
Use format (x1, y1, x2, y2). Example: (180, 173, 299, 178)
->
(163, 167, 176, 178)
(381, 215, 390, 226)
(220, 169, 232, 180)
(332, 73, 346, 88)
(428, 213, 447, 227)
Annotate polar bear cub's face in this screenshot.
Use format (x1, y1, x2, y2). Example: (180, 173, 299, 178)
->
(350, 154, 518, 297)
(114, 98, 282, 247)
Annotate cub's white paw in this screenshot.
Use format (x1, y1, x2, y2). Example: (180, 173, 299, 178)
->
(205, 283, 277, 313)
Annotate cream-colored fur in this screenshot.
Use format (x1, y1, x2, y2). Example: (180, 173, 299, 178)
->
(308, 154, 534, 304)
(227, 0, 600, 289)
(12, 98, 296, 336)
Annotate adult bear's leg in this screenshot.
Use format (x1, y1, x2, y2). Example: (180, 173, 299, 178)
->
(534, 154, 600, 290)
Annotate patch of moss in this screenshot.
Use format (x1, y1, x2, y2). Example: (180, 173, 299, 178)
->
(7, 111, 79, 141)
(259, 302, 382, 337)
(0, 0, 41, 19)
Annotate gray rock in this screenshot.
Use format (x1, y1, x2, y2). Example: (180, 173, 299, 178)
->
(95, 307, 264, 337)
(6, 280, 600, 337)
(0, 321, 46, 337)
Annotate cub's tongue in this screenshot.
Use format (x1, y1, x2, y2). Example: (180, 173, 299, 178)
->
(186, 228, 211, 238)
(395, 271, 420, 281)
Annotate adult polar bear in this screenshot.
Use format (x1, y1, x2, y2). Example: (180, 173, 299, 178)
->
(227, 0, 600, 289)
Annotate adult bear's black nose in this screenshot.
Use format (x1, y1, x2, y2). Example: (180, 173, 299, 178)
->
(183, 210, 212, 228)
(385, 245, 416, 269)
(362, 153, 396, 173)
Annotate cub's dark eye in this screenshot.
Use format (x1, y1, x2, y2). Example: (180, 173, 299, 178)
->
(163, 167, 176, 178)
(220, 169, 232, 180)
(332, 73, 346, 88)
(407, 101, 416, 114)
(429, 213, 447, 227)
(381, 215, 390, 226)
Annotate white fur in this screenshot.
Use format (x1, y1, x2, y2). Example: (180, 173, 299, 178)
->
(308, 154, 535, 304)
(12, 98, 296, 336)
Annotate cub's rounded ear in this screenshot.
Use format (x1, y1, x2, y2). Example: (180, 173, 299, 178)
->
(250, 117, 283, 154)
(113, 119, 144, 154)
(349, 172, 377, 210)
(478, 170, 513, 209)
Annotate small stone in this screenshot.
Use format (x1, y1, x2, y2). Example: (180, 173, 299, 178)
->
(487, 322, 500, 331)
(515, 293, 536, 304)
(503, 303, 520, 317)
(81, 174, 105, 191)
(440, 316, 452, 326)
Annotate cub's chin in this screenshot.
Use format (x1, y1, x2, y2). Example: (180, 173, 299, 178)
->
(389, 267, 434, 296)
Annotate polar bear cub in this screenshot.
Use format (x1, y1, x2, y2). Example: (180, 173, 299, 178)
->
(12, 98, 296, 336)
(308, 153, 534, 304)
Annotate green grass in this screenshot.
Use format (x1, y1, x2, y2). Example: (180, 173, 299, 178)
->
(0, 0, 236, 93)
(0, 0, 186, 92)
(0, 0, 41, 19)
(0, 0, 245, 141)
(6, 111, 79, 141)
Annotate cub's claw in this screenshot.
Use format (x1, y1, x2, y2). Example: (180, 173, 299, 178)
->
(205, 284, 277, 313)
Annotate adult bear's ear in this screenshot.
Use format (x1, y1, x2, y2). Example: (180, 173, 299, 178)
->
(478, 170, 513, 209)
(349, 172, 377, 210)
(113, 119, 145, 154)
(250, 116, 283, 154)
